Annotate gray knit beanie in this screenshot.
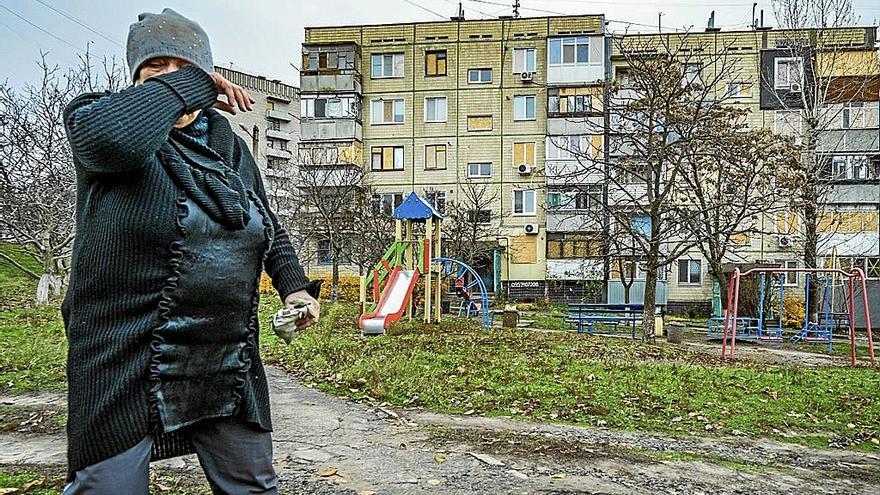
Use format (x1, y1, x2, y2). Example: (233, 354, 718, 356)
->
(127, 8, 213, 81)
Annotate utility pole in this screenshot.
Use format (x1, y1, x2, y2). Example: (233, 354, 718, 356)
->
(658, 12, 664, 32)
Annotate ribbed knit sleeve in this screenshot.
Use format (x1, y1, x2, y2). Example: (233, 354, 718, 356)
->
(64, 65, 218, 174)
(251, 159, 311, 301)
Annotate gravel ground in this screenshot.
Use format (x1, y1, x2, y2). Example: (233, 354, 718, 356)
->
(2, 366, 878, 494)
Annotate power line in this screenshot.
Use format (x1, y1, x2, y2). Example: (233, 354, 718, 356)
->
(32, 0, 125, 49)
(0, 4, 87, 53)
(400, 0, 448, 20)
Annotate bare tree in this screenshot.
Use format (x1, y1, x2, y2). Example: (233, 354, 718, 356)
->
(348, 184, 395, 275)
(552, 32, 794, 340)
(0, 50, 124, 304)
(442, 180, 502, 268)
(291, 146, 365, 299)
(768, 0, 879, 319)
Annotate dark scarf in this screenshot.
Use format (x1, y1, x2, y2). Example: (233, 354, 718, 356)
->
(159, 110, 251, 230)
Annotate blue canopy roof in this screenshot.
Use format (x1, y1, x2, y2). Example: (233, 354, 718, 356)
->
(393, 192, 444, 220)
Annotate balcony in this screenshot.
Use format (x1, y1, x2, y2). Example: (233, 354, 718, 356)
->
(547, 117, 603, 136)
(298, 164, 364, 188)
(546, 210, 603, 232)
(818, 129, 879, 152)
(301, 118, 363, 142)
(546, 258, 604, 280)
(544, 161, 603, 186)
(300, 72, 363, 94)
(266, 109, 293, 121)
(266, 129, 292, 141)
(265, 147, 292, 159)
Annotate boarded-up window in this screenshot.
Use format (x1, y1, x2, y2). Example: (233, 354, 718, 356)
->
(818, 211, 879, 233)
(371, 146, 404, 171)
(513, 142, 536, 166)
(510, 236, 537, 264)
(425, 50, 447, 76)
(729, 233, 750, 245)
(425, 144, 447, 170)
(468, 115, 493, 131)
(776, 212, 799, 234)
(546, 233, 603, 259)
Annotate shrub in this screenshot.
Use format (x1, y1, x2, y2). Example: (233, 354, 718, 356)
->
(260, 273, 361, 301)
(781, 294, 806, 328)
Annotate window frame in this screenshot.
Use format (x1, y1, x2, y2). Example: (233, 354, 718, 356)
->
(425, 144, 448, 170)
(512, 189, 537, 216)
(513, 95, 537, 121)
(779, 260, 799, 286)
(467, 115, 493, 132)
(774, 56, 803, 90)
(467, 68, 493, 84)
(370, 98, 406, 125)
(512, 47, 536, 74)
(425, 49, 448, 77)
(467, 162, 492, 179)
(726, 81, 753, 99)
(548, 36, 590, 67)
(677, 259, 702, 285)
(370, 146, 405, 172)
(424, 96, 448, 123)
(371, 52, 405, 79)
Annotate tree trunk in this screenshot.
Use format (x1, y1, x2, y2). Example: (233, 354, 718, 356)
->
(709, 261, 728, 307)
(803, 182, 819, 323)
(36, 272, 61, 305)
(642, 265, 658, 342)
(331, 254, 340, 301)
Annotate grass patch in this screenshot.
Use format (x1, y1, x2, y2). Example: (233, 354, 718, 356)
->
(262, 301, 880, 453)
(0, 305, 67, 393)
(0, 243, 40, 311)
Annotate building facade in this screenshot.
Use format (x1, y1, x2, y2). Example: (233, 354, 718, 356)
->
(299, 16, 879, 312)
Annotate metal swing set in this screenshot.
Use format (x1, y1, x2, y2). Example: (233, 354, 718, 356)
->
(720, 266, 876, 366)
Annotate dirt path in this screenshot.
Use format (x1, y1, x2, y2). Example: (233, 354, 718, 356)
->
(3, 366, 878, 494)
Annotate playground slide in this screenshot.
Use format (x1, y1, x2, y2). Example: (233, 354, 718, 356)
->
(359, 266, 420, 335)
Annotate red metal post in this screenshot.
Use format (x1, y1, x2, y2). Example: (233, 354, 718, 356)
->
(848, 275, 857, 366)
(857, 271, 876, 366)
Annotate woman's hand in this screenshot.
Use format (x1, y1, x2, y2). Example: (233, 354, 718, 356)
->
(284, 290, 320, 330)
(209, 72, 254, 115)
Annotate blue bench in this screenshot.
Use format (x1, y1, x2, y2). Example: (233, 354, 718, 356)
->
(565, 303, 644, 338)
(707, 317, 769, 340)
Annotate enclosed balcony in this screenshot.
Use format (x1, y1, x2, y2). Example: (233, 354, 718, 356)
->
(301, 119, 363, 142)
(301, 43, 363, 94)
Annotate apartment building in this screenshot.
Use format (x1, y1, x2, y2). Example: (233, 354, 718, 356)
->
(214, 66, 300, 222)
(299, 15, 879, 313)
(300, 15, 608, 295)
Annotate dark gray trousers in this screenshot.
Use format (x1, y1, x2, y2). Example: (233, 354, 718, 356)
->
(64, 418, 278, 495)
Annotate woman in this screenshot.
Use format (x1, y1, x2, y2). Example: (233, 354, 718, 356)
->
(61, 8, 319, 494)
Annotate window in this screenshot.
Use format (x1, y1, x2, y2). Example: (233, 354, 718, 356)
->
(371, 193, 404, 216)
(371, 53, 404, 78)
(424, 96, 447, 122)
(267, 119, 281, 131)
(548, 88, 592, 114)
(681, 63, 703, 86)
(467, 115, 493, 131)
(425, 50, 447, 76)
(726, 82, 752, 98)
(467, 209, 492, 224)
(677, 259, 702, 285)
(316, 239, 333, 265)
(868, 257, 880, 279)
(425, 144, 447, 170)
(547, 233, 603, 259)
(371, 98, 405, 124)
(513, 142, 536, 167)
(513, 95, 536, 120)
(780, 260, 798, 286)
(776, 211, 799, 234)
(616, 68, 632, 88)
(775, 57, 803, 90)
(548, 37, 589, 66)
(513, 189, 536, 216)
(267, 157, 285, 169)
(467, 162, 492, 178)
(828, 155, 871, 180)
(424, 189, 447, 214)
(547, 186, 601, 210)
(371, 146, 404, 171)
(775, 110, 802, 143)
(302, 97, 360, 119)
(546, 135, 588, 159)
(842, 102, 865, 129)
(468, 68, 492, 83)
(513, 48, 536, 73)
(266, 101, 275, 111)
(631, 215, 651, 236)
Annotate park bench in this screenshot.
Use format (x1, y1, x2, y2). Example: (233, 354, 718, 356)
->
(707, 317, 771, 341)
(565, 303, 644, 338)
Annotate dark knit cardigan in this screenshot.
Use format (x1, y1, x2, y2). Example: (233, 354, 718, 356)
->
(62, 65, 311, 477)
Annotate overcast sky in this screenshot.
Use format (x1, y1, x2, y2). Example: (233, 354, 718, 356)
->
(2, 0, 879, 88)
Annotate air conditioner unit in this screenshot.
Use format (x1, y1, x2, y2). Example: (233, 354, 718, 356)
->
(517, 164, 533, 175)
(524, 223, 540, 235)
(777, 235, 793, 248)
(520, 71, 534, 82)
(789, 82, 802, 92)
